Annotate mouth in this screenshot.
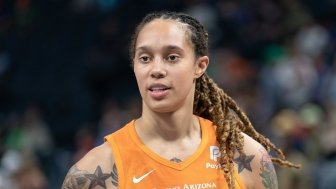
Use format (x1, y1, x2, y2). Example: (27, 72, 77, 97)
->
(148, 84, 171, 92)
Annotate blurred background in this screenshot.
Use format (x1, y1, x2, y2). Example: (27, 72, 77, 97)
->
(0, 0, 335, 188)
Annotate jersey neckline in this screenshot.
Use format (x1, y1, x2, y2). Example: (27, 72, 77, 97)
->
(128, 116, 210, 170)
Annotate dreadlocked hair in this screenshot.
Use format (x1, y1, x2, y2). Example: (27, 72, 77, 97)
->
(194, 74, 300, 188)
(130, 11, 300, 189)
(129, 11, 208, 64)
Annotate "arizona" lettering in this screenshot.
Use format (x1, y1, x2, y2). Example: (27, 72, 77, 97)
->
(183, 182, 217, 189)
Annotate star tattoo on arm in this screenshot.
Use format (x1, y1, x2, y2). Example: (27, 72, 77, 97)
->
(234, 153, 255, 173)
(84, 166, 111, 188)
(61, 165, 112, 189)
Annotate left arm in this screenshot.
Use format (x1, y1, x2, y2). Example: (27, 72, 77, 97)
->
(258, 148, 278, 189)
(234, 133, 278, 189)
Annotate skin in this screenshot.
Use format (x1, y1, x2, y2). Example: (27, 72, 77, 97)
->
(235, 133, 279, 189)
(61, 18, 278, 189)
(132, 19, 208, 160)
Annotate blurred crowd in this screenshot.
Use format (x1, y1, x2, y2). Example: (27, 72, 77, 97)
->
(0, 0, 336, 188)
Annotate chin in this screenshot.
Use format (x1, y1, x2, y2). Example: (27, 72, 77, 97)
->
(146, 101, 177, 113)
(151, 105, 175, 113)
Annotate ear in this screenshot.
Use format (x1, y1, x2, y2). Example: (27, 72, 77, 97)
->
(194, 56, 209, 78)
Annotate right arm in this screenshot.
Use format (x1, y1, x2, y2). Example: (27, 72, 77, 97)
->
(61, 142, 118, 189)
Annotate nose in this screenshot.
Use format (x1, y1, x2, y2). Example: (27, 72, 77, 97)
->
(150, 58, 166, 79)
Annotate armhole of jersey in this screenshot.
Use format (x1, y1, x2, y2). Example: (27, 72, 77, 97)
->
(105, 135, 125, 189)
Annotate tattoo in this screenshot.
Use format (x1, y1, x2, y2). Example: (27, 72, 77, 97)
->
(61, 165, 112, 189)
(234, 153, 255, 173)
(170, 157, 182, 163)
(85, 166, 111, 188)
(259, 148, 278, 189)
(62, 165, 86, 189)
(111, 164, 118, 186)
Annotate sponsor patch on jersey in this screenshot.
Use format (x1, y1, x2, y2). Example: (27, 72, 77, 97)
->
(205, 162, 221, 169)
(209, 146, 220, 161)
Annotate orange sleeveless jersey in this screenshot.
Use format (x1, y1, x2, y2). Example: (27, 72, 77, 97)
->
(104, 117, 246, 189)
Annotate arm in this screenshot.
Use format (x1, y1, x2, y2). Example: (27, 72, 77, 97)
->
(61, 142, 119, 189)
(234, 133, 278, 189)
(257, 147, 278, 189)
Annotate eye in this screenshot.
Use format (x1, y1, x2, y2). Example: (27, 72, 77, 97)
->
(139, 55, 151, 63)
(166, 54, 179, 62)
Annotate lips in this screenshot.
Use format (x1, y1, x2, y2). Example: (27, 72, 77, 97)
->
(148, 84, 171, 91)
(148, 83, 171, 99)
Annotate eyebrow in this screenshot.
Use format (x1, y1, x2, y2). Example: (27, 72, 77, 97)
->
(136, 45, 184, 53)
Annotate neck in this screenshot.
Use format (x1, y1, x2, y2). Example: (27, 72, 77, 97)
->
(136, 106, 200, 141)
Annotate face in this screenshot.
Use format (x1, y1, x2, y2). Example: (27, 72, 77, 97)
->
(133, 19, 208, 113)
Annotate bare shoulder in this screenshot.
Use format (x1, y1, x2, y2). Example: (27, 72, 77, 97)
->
(61, 142, 119, 189)
(234, 132, 278, 189)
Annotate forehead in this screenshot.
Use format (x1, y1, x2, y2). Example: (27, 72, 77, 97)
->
(136, 19, 192, 49)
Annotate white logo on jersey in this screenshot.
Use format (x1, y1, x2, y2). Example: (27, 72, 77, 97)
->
(205, 162, 221, 169)
(132, 170, 155, 183)
(210, 146, 220, 161)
